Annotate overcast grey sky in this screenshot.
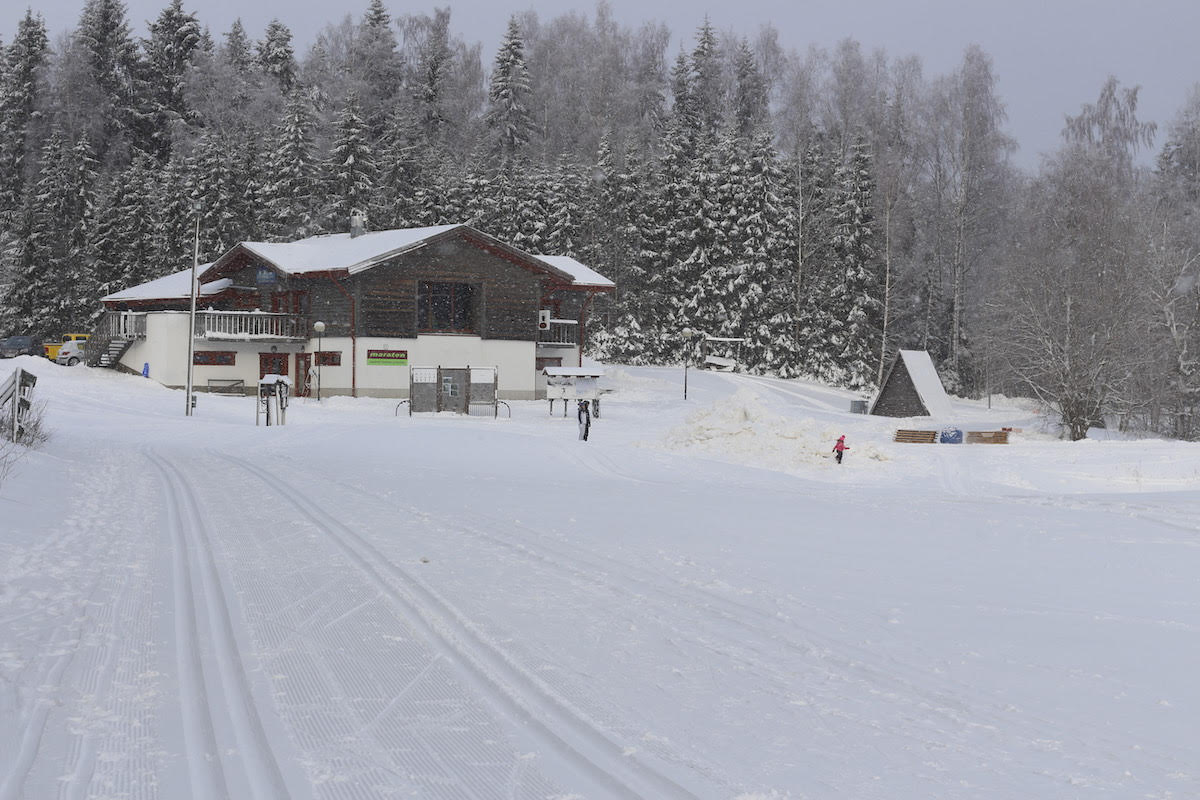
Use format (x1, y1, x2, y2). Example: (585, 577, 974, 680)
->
(5, 0, 1198, 169)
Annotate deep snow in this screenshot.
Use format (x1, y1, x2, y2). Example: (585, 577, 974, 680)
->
(0, 355, 1197, 799)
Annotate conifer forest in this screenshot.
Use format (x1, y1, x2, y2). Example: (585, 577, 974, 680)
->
(2, 0, 1200, 439)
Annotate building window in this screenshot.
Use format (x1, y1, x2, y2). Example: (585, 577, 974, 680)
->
(536, 357, 562, 371)
(417, 281, 476, 333)
(316, 351, 341, 366)
(194, 351, 236, 366)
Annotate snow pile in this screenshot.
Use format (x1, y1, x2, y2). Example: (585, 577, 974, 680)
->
(663, 387, 888, 472)
(598, 366, 676, 402)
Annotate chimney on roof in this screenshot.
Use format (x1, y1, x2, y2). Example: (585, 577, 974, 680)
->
(350, 209, 367, 238)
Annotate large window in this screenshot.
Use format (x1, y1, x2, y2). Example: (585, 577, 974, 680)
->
(193, 351, 236, 366)
(417, 281, 476, 333)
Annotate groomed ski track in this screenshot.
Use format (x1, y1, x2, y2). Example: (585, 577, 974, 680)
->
(3, 359, 1199, 799)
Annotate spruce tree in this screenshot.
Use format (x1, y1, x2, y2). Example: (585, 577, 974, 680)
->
(143, 0, 202, 139)
(2, 132, 98, 336)
(263, 89, 317, 238)
(543, 155, 584, 257)
(826, 138, 882, 389)
(0, 10, 49, 217)
(74, 0, 143, 160)
(151, 153, 195, 276)
(258, 20, 296, 93)
(413, 8, 453, 148)
(733, 39, 768, 139)
(222, 19, 254, 73)
(792, 136, 838, 378)
(485, 17, 534, 169)
(325, 92, 377, 231)
(91, 153, 157, 295)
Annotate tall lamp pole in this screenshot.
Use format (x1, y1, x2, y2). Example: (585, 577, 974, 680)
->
(185, 213, 199, 416)
(313, 321, 325, 402)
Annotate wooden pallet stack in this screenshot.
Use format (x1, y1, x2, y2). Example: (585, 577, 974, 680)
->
(893, 429, 938, 443)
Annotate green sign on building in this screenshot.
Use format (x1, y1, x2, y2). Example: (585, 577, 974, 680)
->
(367, 349, 408, 365)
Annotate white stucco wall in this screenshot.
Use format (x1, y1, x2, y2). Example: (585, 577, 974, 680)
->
(120, 313, 303, 392)
(320, 336, 538, 399)
(120, 315, 549, 399)
(119, 312, 190, 386)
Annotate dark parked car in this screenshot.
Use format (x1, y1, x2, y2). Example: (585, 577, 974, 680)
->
(0, 335, 40, 358)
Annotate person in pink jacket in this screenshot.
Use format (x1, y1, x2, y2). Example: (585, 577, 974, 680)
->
(832, 435, 849, 464)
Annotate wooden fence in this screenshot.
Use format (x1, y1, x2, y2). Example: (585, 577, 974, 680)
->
(0, 367, 37, 442)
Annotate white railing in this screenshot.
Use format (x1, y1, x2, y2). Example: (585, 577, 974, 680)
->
(539, 319, 579, 347)
(197, 311, 305, 341)
(104, 311, 148, 339)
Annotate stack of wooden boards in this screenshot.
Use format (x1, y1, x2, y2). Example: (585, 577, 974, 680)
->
(893, 429, 1012, 444)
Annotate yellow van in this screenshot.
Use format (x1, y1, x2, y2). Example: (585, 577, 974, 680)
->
(44, 333, 89, 360)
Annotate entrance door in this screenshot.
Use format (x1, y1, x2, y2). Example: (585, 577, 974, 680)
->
(295, 353, 312, 397)
(259, 352, 288, 379)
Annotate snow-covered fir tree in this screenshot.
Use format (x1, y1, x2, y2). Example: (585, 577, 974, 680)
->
(142, 0, 202, 151)
(825, 137, 882, 389)
(325, 92, 377, 232)
(0, 10, 49, 217)
(221, 19, 254, 73)
(73, 0, 143, 160)
(262, 88, 318, 239)
(542, 155, 585, 257)
(90, 152, 156, 297)
(2, 132, 97, 336)
(257, 19, 296, 93)
(485, 17, 534, 169)
(151, 153, 196, 276)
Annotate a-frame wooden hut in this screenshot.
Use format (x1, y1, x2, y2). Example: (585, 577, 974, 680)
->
(869, 350, 954, 418)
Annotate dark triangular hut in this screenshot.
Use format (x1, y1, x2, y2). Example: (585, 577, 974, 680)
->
(868, 350, 953, 417)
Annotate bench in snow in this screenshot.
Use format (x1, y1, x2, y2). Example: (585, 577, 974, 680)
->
(207, 378, 246, 395)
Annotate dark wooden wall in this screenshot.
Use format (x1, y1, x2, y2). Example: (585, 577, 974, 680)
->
(872, 363, 928, 417)
(354, 232, 541, 340)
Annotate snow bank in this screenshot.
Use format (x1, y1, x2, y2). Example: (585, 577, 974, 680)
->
(662, 387, 888, 473)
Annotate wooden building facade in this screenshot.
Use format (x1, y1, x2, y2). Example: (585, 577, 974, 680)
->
(97, 225, 614, 400)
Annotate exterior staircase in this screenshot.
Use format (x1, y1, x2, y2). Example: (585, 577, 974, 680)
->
(87, 312, 146, 368)
(95, 336, 135, 367)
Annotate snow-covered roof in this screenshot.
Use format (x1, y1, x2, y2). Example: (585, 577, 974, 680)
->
(898, 349, 954, 417)
(240, 225, 461, 276)
(101, 267, 230, 303)
(533, 255, 616, 289)
(111, 226, 614, 303)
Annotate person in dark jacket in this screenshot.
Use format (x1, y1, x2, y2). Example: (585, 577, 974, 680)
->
(832, 435, 848, 464)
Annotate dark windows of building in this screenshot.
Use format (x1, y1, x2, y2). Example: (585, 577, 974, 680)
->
(193, 351, 236, 366)
(417, 281, 476, 333)
(316, 351, 341, 366)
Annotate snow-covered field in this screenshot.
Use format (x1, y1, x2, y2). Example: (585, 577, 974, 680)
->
(1, 355, 1197, 799)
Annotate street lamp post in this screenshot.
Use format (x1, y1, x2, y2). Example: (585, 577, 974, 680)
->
(313, 321, 325, 402)
(185, 213, 199, 416)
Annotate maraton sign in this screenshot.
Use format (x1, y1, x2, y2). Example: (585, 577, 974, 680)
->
(367, 349, 408, 365)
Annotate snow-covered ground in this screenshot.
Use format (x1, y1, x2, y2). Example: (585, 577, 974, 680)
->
(1, 355, 1197, 799)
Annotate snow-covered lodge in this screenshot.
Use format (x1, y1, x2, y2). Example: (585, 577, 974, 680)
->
(97, 224, 614, 400)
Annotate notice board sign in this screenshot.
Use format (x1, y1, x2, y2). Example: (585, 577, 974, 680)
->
(367, 349, 408, 365)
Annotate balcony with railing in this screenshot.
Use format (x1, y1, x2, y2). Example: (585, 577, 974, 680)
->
(538, 319, 579, 348)
(195, 311, 306, 341)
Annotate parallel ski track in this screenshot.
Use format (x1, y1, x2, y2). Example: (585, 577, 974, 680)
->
(214, 451, 701, 800)
(148, 452, 290, 800)
(305, 465, 1194, 780)
(0, 600, 94, 800)
(0, 483, 115, 800)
